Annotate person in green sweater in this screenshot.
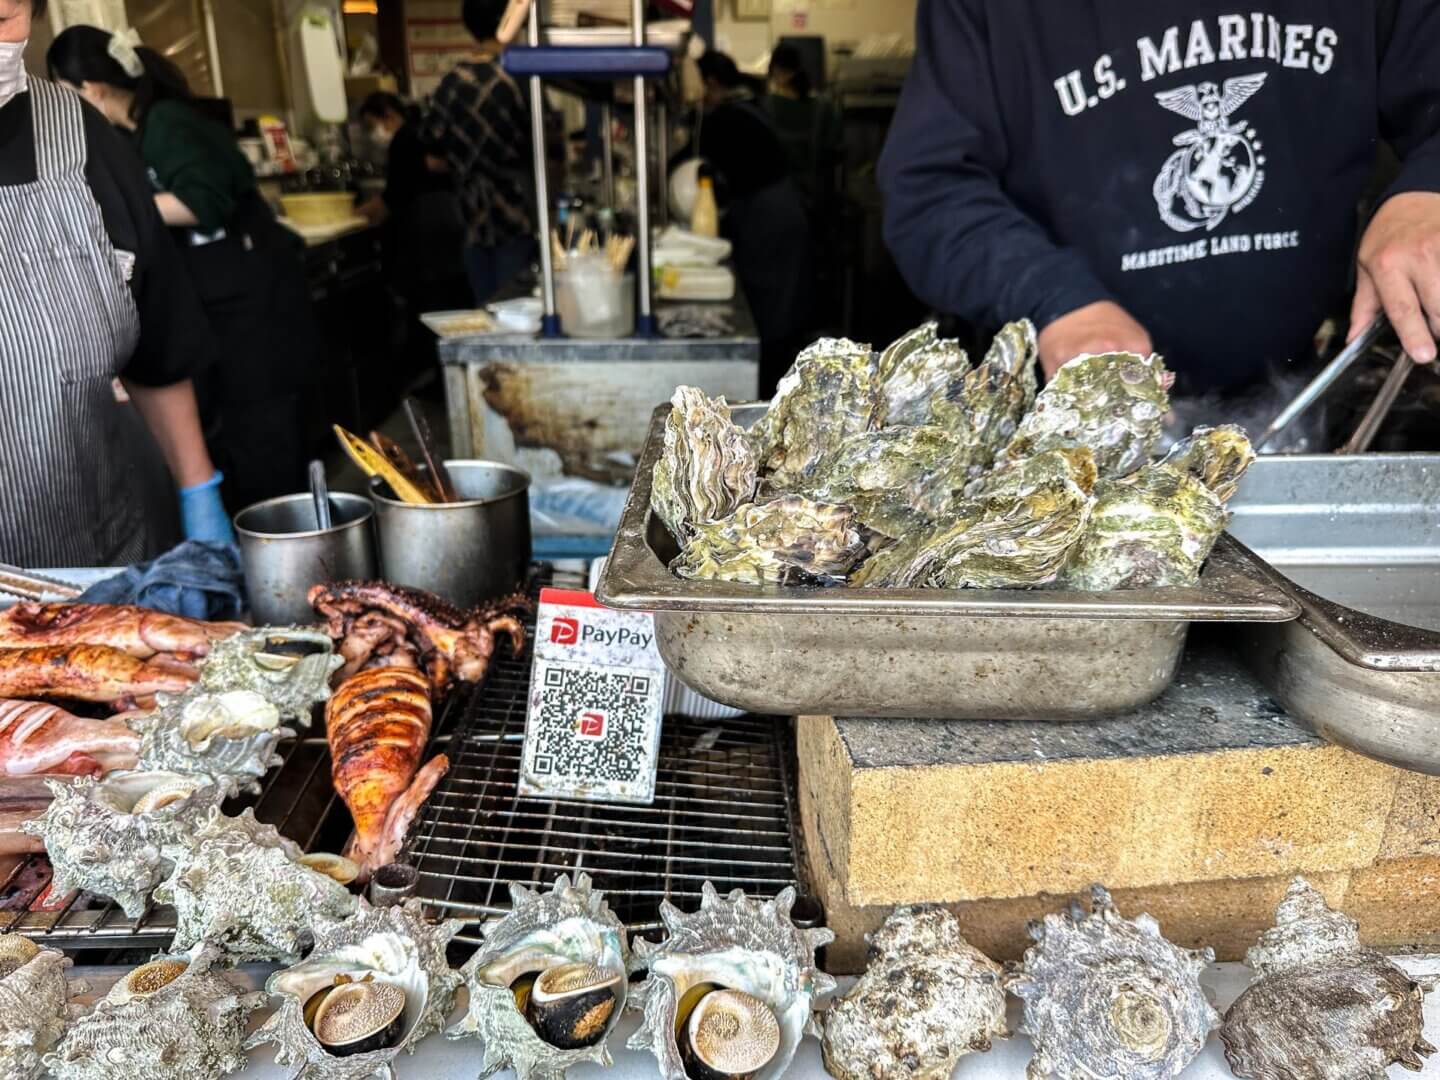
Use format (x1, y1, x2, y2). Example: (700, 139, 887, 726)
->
(48, 25, 319, 514)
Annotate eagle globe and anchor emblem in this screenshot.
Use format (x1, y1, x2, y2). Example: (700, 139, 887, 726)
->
(1152, 72, 1268, 232)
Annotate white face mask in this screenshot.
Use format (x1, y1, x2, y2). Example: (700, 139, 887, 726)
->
(0, 39, 27, 110)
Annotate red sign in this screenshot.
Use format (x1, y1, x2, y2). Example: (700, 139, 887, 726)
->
(551, 617, 579, 645)
(578, 711, 607, 739)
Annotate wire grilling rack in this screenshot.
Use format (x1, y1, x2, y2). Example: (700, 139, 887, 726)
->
(1, 567, 799, 952)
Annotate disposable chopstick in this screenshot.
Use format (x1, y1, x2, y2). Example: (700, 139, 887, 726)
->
(403, 398, 456, 503)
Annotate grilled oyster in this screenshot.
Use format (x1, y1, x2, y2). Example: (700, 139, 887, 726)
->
(651, 387, 759, 539)
(852, 449, 1094, 589)
(24, 771, 233, 918)
(447, 873, 629, 1080)
(878, 331, 971, 429)
(1221, 877, 1436, 1080)
(46, 944, 265, 1080)
(248, 899, 464, 1080)
(1007, 885, 1218, 1080)
(1000, 351, 1173, 478)
(194, 626, 342, 727)
(1158, 424, 1255, 503)
(673, 496, 871, 586)
(822, 906, 1008, 1080)
(749, 337, 879, 487)
(1061, 460, 1229, 591)
(155, 807, 359, 963)
(799, 426, 969, 538)
(0, 936, 87, 1080)
(629, 883, 836, 1080)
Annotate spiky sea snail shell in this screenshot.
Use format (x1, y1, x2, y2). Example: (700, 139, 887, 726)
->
(0, 934, 87, 1080)
(680, 987, 782, 1080)
(1006, 885, 1218, 1080)
(1221, 877, 1437, 1080)
(821, 906, 1009, 1080)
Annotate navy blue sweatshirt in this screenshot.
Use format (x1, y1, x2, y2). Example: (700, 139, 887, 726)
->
(879, 3, 1440, 392)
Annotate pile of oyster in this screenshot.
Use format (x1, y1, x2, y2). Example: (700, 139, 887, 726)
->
(652, 322, 1256, 590)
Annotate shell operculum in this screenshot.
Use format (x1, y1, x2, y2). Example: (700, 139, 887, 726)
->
(299, 853, 361, 886)
(681, 987, 781, 1080)
(107, 958, 188, 1004)
(310, 979, 407, 1057)
(0, 932, 40, 980)
(524, 961, 624, 1050)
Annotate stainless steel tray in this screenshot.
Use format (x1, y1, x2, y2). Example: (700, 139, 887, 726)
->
(597, 405, 1299, 720)
(1228, 454, 1440, 773)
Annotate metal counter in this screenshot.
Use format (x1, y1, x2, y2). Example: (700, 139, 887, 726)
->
(437, 292, 760, 478)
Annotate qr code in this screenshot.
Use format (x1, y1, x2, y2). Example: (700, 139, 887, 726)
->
(522, 657, 662, 803)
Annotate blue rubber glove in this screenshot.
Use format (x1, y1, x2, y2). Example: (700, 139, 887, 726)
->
(178, 471, 235, 545)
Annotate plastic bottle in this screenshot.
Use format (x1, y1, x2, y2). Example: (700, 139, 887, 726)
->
(691, 176, 719, 238)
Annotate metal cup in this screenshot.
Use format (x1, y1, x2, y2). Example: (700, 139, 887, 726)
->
(368, 862, 419, 908)
(370, 460, 531, 607)
(234, 492, 377, 624)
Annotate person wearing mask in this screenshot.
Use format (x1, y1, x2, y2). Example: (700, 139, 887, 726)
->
(48, 24, 320, 513)
(0, 0, 229, 565)
(421, 0, 536, 305)
(879, 2, 1440, 394)
(688, 51, 815, 394)
(764, 43, 842, 214)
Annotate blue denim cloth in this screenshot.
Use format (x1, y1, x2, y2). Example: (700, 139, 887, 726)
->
(77, 540, 245, 621)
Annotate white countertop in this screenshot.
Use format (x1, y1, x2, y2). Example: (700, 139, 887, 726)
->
(64, 954, 1440, 1078)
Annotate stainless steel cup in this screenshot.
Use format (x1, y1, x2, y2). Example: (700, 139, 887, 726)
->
(368, 862, 419, 908)
(370, 460, 531, 606)
(234, 492, 377, 624)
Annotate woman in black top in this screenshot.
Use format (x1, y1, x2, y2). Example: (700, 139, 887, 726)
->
(0, 0, 228, 564)
(49, 24, 321, 513)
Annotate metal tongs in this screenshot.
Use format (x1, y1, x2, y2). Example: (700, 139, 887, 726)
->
(0, 563, 83, 602)
(1256, 313, 1437, 453)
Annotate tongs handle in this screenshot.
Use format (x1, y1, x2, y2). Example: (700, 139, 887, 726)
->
(1254, 313, 1389, 450)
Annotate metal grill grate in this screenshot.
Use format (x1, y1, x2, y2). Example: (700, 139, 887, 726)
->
(1, 568, 799, 951)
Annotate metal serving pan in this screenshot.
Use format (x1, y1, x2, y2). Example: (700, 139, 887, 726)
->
(1227, 454, 1440, 773)
(597, 404, 1299, 720)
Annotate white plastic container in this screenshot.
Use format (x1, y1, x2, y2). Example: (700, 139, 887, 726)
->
(556, 258, 635, 338)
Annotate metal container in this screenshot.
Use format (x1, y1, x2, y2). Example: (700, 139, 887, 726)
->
(234, 493, 377, 624)
(595, 405, 1300, 721)
(1227, 454, 1440, 773)
(370, 460, 532, 607)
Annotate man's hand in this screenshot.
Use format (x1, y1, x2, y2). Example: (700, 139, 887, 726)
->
(1351, 191, 1440, 365)
(1037, 301, 1153, 379)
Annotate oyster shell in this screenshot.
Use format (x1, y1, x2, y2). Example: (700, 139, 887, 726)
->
(1061, 459, 1229, 591)
(447, 872, 629, 1080)
(878, 332, 971, 429)
(1157, 424, 1255, 503)
(1000, 351, 1173, 478)
(673, 496, 872, 586)
(1221, 877, 1437, 1080)
(193, 627, 342, 727)
(955, 318, 1040, 459)
(822, 906, 1008, 1080)
(45, 944, 265, 1080)
(23, 771, 234, 918)
(155, 806, 359, 963)
(0, 935, 88, 1080)
(129, 688, 294, 790)
(248, 898, 464, 1080)
(1007, 884, 1218, 1080)
(651, 387, 759, 539)
(876, 321, 938, 382)
(852, 449, 1094, 589)
(628, 883, 836, 1080)
(798, 426, 968, 538)
(749, 337, 879, 487)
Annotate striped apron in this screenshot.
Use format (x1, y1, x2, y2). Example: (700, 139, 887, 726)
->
(0, 80, 143, 567)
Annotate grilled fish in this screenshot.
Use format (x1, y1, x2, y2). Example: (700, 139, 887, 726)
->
(326, 666, 448, 879)
(0, 645, 197, 708)
(0, 602, 244, 660)
(0, 699, 139, 776)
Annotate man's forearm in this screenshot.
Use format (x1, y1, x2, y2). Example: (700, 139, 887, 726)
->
(122, 378, 216, 489)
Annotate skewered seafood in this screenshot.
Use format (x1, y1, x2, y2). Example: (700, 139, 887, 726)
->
(673, 496, 872, 586)
(0, 935, 87, 1080)
(1221, 877, 1436, 1080)
(651, 386, 758, 538)
(822, 907, 1008, 1080)
(1007, 885, 1217, 1080)
(0, 645, 196, 708)
(0, 603, 243, 659)
(0, 698, 139, 776)
(326, 666, 448, 880)
(310, 581, 529, 690)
